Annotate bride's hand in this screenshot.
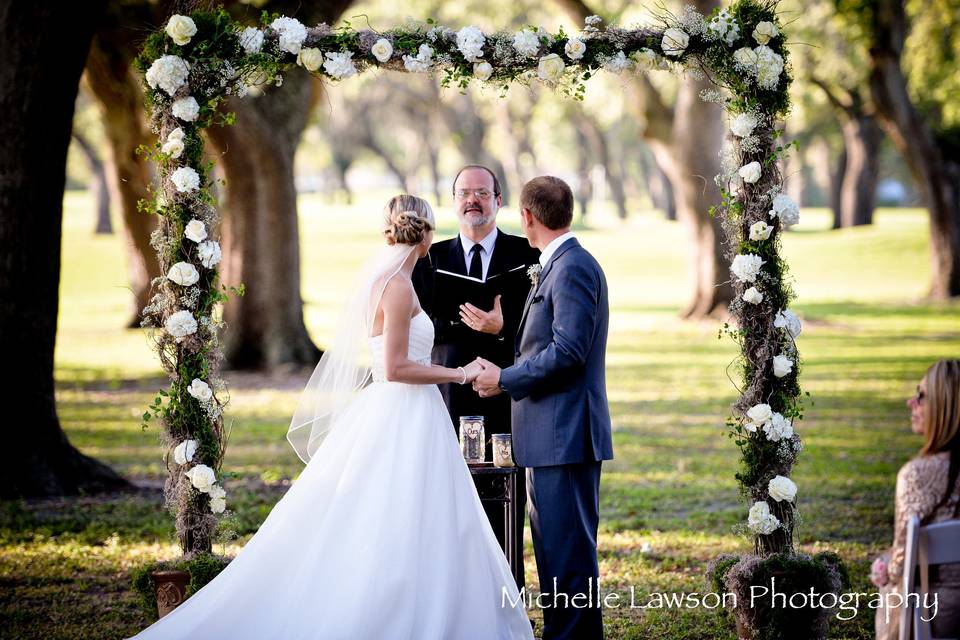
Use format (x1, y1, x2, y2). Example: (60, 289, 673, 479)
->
(461, 360, 484, 384)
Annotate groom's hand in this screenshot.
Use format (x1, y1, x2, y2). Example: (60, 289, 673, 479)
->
(460, 295, 503, 335)
(472, 358, 503, 397)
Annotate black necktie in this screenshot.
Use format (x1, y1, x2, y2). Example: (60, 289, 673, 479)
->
(468, 244, 483, 280)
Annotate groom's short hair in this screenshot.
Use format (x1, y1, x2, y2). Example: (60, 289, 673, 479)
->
(520, 176, 574, 230)
(453, 165, 502, 197)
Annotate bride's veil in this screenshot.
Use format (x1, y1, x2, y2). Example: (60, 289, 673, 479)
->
(287, 242, 418, 463)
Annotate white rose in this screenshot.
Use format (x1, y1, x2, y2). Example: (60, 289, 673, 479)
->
(730, 253, 764, 283)
(187, 378, 213, 402)
(769, 193, 800, 226)
(754, 45, 784, 89)
(768, 475, 797, 503)
(171, 96, 200, 122)
(512, 30, 541, 58)
(185, 464, 216, 493)
(171, 166, 200, 193)
(763, 413, 794, 442)
(742, 286, 763, 305)
(239, 27, 264, 54)
(173, 439, 197, 465)
(271, 16, 307, 55)
(161, 137, 185, 159)
(371, 38, 393, 63)
(632, 48, 661, 71)
(747, 403, 773, 427)
(145, 55, 190, 96)
(537, 54, 566, 83)
(197, 240, 222, 268)
(164, 310, 197, 339)
(774, 309, 802, 338)
(403, 44, 434, 73)
(456, 26, 486, 63)
(474, 61, 494, 81)
(603, 50, 632, 73)
(661, 28, 690, 57)
(167, 262, 199, 287)
(772, 354, 794, 378)
(749, 221, 773, 241)
(184, 219, 207, 243)
(564, 37, 586, 60)
(748, 501, 780, 534)
(165, 15, 197, 46)
(733, 47, 759, 72)
(323, 51, 357, 79)
(210, 496, 227, 514)
(297, 47, 323, 72)
(738, 161, 762, 184)
(730, 112, 758, 138)
(753, 21, 779, 45)
(168, 127, 185, 141)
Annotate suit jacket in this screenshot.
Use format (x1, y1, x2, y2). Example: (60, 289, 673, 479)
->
(412, 230, 540, 435)
(499, 238, 614, 468)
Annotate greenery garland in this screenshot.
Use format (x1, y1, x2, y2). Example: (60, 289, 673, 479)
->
(135, 2, 807, 585)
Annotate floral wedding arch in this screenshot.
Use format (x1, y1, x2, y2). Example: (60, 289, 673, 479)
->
(137, 1, 836, 630)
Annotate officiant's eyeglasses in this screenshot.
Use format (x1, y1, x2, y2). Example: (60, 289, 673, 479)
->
(454, 189, 495, 200)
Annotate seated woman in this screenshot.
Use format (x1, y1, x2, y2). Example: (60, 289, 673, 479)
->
(873, 359, 960, 640)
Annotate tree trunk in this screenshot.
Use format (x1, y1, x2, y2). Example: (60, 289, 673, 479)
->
(831, 143, 847, 229)
(441, 96, 510, 204)
(573, 109, 628, 220)
(84, 32, 160, 327)
(839, 116, 882, 227)
(71, 131, 113, 234)
(867, 0, 960, 298)
(207, 72, 322, 370)
(0, 1, 130, 499)
(573, 123, 593, 220)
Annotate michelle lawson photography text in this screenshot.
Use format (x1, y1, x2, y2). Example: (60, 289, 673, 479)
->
(503, 577, 941, 623)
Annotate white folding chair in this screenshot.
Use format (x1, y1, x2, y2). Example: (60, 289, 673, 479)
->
(899, 515, 960, 640)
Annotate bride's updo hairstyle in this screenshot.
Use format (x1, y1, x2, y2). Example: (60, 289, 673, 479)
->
(382, 194, 435, 246)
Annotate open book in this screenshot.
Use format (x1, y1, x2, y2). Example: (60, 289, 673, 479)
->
(433, 264, 532, 325)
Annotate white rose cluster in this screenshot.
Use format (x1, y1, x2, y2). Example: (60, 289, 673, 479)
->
(513, 29, 541, 58)
(564, 38, 586, 61)
(705, 10, 740, 46)
(730, 112, 759, 138)
(753, 21, 779, 45)
(661, 28, 689, 57)
(209, 484, 227, 514)
(323, 51, 357, 79)
(748, 500, 780, 534)
(239, 27, 264, 54)
(183, 463, 228, 513)
(198, 240, 222, 268)
(167, 262, 199, 287)
(171, 166, 200, 193)
(632, 48, 662, 71)
(763, 413, 794, 441)
(774, 309, 802, 338)
(603, 51, 632, 73)
(456, 26, 486, 63)
(145, 55, 190, 96)
(172, 96, 200, 122)
(537, 54, 566, 84)
(731, 253, 764, 283)
(769, 193, 800, 226)
(165, 15, 197, 46)
(749, 221, 772, 241)
(371, 38, 393, 63)
(271, 16, 307, 55)
(732, 44, 784, 90)
(162, 128, 185, 159)
(742, 286, 763, 305)
(768, 475, 797, 502)
(165, 310, 198, 339)
(403, 44, 434, 73)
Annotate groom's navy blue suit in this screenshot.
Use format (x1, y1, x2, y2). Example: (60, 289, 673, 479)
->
(499, 237, 613, 640)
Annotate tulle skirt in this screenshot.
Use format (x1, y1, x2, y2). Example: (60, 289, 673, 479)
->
(130, 381, 533, 640)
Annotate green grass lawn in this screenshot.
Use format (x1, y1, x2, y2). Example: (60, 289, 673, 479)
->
(1, 191, 958, 639)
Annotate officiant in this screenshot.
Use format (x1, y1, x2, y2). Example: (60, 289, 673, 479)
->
(413, 165, 539, 586)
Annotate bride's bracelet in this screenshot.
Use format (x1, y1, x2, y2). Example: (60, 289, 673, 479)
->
(456, 367, 467, 385)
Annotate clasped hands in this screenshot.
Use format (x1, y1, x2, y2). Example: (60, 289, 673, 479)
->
(458, 358, 502, 397)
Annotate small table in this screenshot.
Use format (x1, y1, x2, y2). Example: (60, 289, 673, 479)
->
(468, 462, 522, 589)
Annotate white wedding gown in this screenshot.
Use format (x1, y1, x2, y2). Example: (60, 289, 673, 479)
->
(131, 310, 533, 639)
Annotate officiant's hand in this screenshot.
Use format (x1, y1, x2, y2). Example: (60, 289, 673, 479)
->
(472, 358, 503, 397)
(460, 295, 503, 335)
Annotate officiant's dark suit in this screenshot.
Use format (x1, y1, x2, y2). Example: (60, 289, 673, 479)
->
(411, 166, 539, 591)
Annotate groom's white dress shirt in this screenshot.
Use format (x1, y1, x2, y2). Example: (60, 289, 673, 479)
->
(459, 228, 498, 281)
(539, 231, 577, 268)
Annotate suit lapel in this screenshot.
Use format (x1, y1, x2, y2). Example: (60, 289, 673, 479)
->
(487, 228, 509, 278)
(515, 238, 580, 346)
(447, 236, 467, 274)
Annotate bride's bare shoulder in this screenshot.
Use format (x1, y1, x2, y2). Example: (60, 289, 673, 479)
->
(380, 275, 415, 312)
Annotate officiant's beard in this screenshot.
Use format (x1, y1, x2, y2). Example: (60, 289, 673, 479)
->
(464, 212, 491, 227)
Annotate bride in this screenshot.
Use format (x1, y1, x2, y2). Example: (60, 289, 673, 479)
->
(130, 195, 534, 639)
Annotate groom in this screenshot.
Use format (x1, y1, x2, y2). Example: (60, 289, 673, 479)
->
(474, 176, 613, 639)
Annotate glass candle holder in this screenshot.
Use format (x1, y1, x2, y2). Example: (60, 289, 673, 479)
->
(459, 416, 485, 463)
(492, 433, 514, 468)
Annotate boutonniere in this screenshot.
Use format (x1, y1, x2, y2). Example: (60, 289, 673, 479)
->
(527, 263, 542, 287)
